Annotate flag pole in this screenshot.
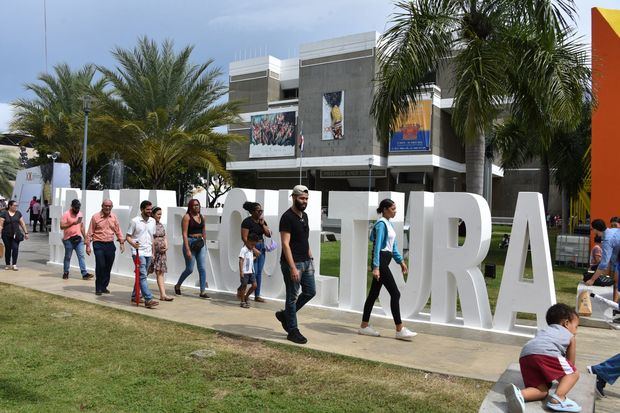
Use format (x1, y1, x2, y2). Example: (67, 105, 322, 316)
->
(299, 120, 303, 185)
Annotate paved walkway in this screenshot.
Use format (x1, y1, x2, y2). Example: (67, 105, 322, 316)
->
(3, 233, 619, 411)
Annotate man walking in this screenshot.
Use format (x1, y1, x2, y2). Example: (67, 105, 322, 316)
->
(85, 199, 125, 295)
(26, 196, 36, 227)
(31, 199, 41, 232)
(275, 185, 316, 344)
(589, 219, 620, 302)
(126, 200, 158, 308)
(60, 199, 93, 280)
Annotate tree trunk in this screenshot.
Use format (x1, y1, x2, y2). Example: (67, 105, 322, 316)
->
(465, 135, 485, 195)
(561, 189, 569, 234)
(538, 153, 550, 213)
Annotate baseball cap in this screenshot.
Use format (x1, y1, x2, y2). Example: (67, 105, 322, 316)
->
(291, 185, 309, 196)
(71, 199, 81, 208)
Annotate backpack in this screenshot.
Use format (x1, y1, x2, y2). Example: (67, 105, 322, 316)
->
(368, 220, 387, 271)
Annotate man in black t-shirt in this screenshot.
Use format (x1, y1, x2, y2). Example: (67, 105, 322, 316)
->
(275, 185, 315, 344)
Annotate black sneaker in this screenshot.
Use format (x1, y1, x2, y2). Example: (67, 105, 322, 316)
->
(287, 328, 307, 344)
(62, 272, 69, 279)
(82, 273, 94, 280)
(102, 289, 111, 294)
(275, 310, 288, 333)
(95, 291, 102, 296)
(596, 378, 606, 398)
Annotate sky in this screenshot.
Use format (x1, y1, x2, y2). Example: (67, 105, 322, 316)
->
(0, 0, 617, 132)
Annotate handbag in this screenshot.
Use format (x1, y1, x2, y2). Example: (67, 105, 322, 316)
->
(264, 237, 278, 252)
(577, 290, 593, 317)
(69, 235, 82, 247)
(583, 270, 615, 287)
(190, 238, 205, 252)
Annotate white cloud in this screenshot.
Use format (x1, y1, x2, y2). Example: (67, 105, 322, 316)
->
(0, 103, 14, 133)
(207, 0, 392, 33)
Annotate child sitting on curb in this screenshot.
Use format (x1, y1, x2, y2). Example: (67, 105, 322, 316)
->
(238, 234, 259, 308)
(505, 303, 581, 413)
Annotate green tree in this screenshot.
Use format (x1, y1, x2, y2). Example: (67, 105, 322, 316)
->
(493, 26, 591, 211)
(371, 0, 582, 195)
(95, 37, 241, 190)
(11, 64, 106, 187)
(0, 149, 19, 197)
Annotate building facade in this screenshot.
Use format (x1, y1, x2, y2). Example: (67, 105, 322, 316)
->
(226, 32, 559, 216)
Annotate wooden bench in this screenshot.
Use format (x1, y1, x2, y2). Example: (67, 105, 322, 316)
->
(479, 363, 595, 412)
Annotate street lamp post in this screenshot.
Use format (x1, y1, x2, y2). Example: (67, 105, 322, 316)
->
(47, 151, 59, 203)
(367, 157, 373, 192)
(81, 95, 92, 191)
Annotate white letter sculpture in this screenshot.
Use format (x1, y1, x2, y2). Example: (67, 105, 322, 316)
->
(494, 192, 556, 331)
(431, 193, 493, 328)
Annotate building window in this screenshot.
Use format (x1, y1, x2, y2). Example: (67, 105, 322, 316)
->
(282, 88, 299, 99)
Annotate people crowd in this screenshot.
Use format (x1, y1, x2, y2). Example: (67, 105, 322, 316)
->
(250, 112, 295, 147)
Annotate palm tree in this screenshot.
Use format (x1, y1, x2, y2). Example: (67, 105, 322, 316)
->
(0, 149, 20, 198)
(372, 0, 581, 195)
(493, 27, 591, 211)
(11, 64, 105, 187)
(95, 37, 241, 190)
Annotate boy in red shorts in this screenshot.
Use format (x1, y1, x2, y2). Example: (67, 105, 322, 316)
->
(505, 303, 581, 413)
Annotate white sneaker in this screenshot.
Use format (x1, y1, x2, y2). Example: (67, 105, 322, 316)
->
(358, 326, 380, 337)
(504, 383, 525, 413)
(5, 265, 11, 270)
(395, 327, 417, 340)
(12, 265, 18, 271)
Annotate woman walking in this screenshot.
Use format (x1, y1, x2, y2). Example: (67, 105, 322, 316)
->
(240, 201, 272, 302)
(175, 199, 209, 298)
(358, 198, 417, 340)
(0, 200, 29, 270)
(148, 207, 173, 301)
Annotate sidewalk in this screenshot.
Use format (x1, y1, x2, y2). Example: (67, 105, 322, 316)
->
(1, 263, 618, 383)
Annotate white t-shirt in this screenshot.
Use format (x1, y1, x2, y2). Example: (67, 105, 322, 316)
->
(127, 215, 156, 257)
(379, 218, 396, 253)
(239, 246, 254, 274)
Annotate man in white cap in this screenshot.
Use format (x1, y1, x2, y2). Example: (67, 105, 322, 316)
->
(275, 185, 315, 344)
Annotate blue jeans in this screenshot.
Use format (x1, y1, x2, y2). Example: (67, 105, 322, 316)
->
(253, 241, 266, 297)
(593, 353, 620, 385)
(281, 259, 316, 331)
(63, 238, 88, 276)
(93, 242, 115, 293)
(131, 255, 153, 301)
(176, 238, 207, 292)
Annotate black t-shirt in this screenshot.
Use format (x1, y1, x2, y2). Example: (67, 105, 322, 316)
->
(241, 216, 267, 240)
(279, 208, 310, 263)
(0, 210, 22, 236)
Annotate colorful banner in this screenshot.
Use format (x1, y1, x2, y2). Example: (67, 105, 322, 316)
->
(389, 100, 432, 152)
(249, 111, 296, 158)
(322, 91, 344, 141)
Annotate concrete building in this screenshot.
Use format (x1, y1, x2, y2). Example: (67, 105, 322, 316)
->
(226, 32, 559, 216)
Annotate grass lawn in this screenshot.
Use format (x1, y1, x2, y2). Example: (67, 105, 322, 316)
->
(0, 284, 489, 412)
(320, 225, 583, 317)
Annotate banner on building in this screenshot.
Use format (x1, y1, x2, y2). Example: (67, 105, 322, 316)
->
(389, 100, 432, 152)
(322, 91, 344, 141)
(249, 111, 296, 158)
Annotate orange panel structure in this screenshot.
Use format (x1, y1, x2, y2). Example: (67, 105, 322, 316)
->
(591, 8, 620, 225)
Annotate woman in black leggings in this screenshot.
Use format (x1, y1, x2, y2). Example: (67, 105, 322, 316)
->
(358, 198, 417, 340)
(0, 200, 29, 271)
